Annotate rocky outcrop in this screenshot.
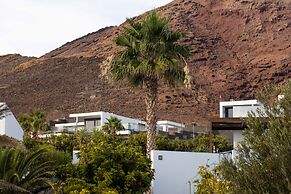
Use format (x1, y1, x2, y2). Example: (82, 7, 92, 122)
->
(0, 0, 290, 125)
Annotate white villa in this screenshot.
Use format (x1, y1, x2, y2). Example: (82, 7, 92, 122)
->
(210, 98, 268, 160)
(43, 111, 186, 137)
(42, 111, 147, 137)
(156, 120, 185, 133)
(219, 99, 264, 118)
(0, 103, 24, 141)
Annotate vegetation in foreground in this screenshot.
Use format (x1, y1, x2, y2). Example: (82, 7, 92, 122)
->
(195, 80, 291, 194)
(0, 147, 54, 194)
(1, 122, 229, 193)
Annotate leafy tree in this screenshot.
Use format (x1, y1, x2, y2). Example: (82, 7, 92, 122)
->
(110, 11, 190, 157)
(127, 133, 231, 154)
(102, 116, 125, 135)
(191, 134, 230, 153)
(62, 132, 153, 193)
(62, 178, 97, 194)
(74, 128, 90, 149)
(18, 110, 49, 137)
(23, 134, 75, 154)
(221, 81, 291, 194)
(23, 137, 44, 150)
(0, 147, 54, 193)
(48, 134, 75, 153)
(127, 133, 147, 153)
(194, 165, 232, 194)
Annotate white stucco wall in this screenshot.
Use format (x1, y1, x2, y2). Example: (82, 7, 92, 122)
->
(233, 130, 244, 149)
(232, 130, 244, 160)
(156, 121, 185, 132)
(232, 106, 262, 118)
(0, 111, 23, 141)
(0, 117, 5, 135)
(72, 150, 80, 164)
(101, 112, 145, 131)
(151, 150, 228, 194)
(219, 100, 263, 118)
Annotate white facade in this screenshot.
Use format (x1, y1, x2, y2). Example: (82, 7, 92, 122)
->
(55, 111, 187, 133)
(54, 122, 85, 133)
(54, 111, 147, 133)
(219, 99, 265, 157)
(53, 111, 188, 135)
(233, 130, 244, 149)
(0, 103, 23, 141)
(151, 150, 231, 194)
(156, 120, 185, 132)
(72, 150, 80, 164)
(219, 100, 264, 118)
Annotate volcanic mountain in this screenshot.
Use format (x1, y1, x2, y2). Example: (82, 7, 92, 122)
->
(0, 0, 290, 125)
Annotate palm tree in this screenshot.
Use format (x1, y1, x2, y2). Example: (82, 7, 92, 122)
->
(110, 11, 190, 157)
(0, 147, 54, 193)
(18, 110, 49, 137)
(102, 116, 125, 135)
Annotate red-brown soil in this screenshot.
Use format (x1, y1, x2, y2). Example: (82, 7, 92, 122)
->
(0, 0, 290, 125)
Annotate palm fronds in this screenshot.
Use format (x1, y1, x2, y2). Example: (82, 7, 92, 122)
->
(111, 11, 190, 87)
(0, 147, 54, 193)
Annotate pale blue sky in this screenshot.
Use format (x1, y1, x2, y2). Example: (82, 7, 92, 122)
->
(0, 0, 171, 57)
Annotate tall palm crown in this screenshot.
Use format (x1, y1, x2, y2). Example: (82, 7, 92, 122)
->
(111, 11, 190, 157)
(111, 11, 189, 86)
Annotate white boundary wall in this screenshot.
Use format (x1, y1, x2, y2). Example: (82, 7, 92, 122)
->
(151, 150, 229, 194)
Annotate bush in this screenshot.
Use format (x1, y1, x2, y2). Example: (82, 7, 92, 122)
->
(61, 132, 153, 194)
(194, 165, 231, 194)
(220, 81, 291, 193)
(127, 133, 231, 153)
(0, 135, 24, 149)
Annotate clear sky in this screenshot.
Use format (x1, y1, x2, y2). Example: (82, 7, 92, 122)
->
(0, 0, 172, 57)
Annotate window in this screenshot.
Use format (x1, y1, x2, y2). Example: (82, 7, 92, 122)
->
(138, 123, 146, 130)
(224, 107, 233, 118)
(85, 118, 101, 129)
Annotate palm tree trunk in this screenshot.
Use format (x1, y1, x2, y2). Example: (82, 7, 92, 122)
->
(183, 60, 192, 89)
(145, 78, 158, 158)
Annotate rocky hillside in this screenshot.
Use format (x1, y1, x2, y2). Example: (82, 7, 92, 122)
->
(0, 0, 290, 125)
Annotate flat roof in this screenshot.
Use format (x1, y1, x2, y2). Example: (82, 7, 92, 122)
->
(220, 99, 260, 106)
(69, 111, 104, 118)
(69, 111, 146, 124)
(157, 120, 185, 128)
(211, 118, 246, 131)
(55, 122, 84, 127)
(210, 117, 268, 131)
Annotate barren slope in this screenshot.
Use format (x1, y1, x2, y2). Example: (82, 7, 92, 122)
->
(0, 0, 290, 125)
